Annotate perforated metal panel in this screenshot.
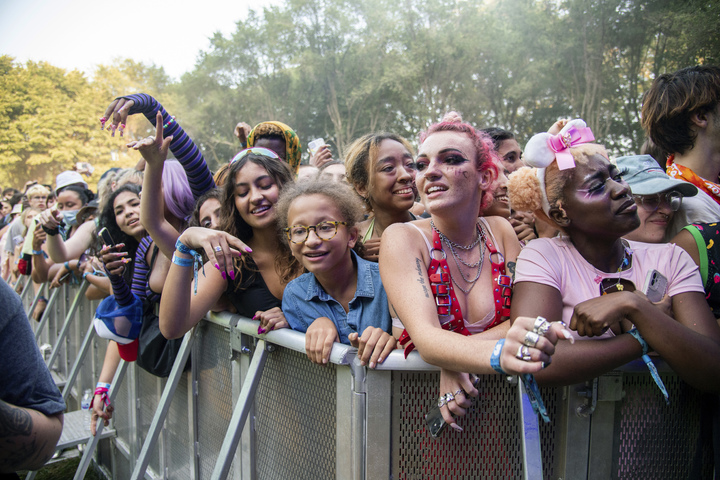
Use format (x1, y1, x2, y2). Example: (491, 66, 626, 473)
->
(614, 373, 713, 479)
(538, 385, 561, 479)
(195, 322, 235, 478)
(137, 368, 162, 475)
(167, 372, 192, 480)
(255, 347, 337, 480)
(393, 372, 524, 479)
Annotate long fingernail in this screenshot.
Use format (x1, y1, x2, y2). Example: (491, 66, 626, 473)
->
(252, 314, 258, 320)
(215, 263, 220, 271)
(245, 247, 253, 253)
(221, 272, 227, 280)
(562, 329, 575, 344)
(541, 362, 546, 369)
(229, 270, 235, 281)
(450, 423, 463, 432)
(258, 327, 265, 334)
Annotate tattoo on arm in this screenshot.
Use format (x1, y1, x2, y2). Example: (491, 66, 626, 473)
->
(415, 258, 430, 298)
(507, 261, 516, 282)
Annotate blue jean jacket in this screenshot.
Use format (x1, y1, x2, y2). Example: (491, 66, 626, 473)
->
(282, 250, 391, 344)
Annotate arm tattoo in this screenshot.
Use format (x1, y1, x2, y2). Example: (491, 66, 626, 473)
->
(507, 261, 516, 282)
(0, 400, 32, 437)
(0, 399, 48, 471)
(415, 258, 430, 298)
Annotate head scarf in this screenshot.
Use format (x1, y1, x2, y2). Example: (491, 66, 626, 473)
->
(247, 121, 302, 173)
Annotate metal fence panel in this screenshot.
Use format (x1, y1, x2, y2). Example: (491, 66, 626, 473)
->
(392, 371, 524, 480)
(167, 372, 193, 480)
(255, 346, 338, 480)
(195, 321, 235, 478)
(614, 373, 713, 480)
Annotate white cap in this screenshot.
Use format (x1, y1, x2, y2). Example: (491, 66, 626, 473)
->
(55, 171, 88, 194)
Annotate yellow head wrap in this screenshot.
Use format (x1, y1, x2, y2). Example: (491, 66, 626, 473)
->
(247, 121, 302, 173)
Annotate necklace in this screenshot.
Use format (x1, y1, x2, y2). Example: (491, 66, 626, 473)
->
(592, 240, 633, 295)
(431, 220, 486, 294)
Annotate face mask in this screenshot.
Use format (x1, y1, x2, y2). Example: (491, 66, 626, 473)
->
(62, 209, 79, 227)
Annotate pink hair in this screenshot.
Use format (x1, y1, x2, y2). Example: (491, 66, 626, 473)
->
(419, 112, 499, 210)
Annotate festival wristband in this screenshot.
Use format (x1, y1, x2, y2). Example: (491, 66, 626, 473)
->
(31, 249, 47, 258)
(64, 261, 71, 271)
(490, 339, 506, 375)
(173, 242, 205, 296)
(96, 382, 111, 390)
(628, 328, 669, 404)
(172, 253, 194, 268)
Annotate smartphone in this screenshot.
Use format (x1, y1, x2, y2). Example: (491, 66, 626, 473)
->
(643, 269, 668, 303)
(308, 138, 325, 155)
(98, 227, 114, 246)
(425, 405, 449, 437)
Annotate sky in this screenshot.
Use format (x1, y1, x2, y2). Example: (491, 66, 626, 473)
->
(0, 0, 281, 80)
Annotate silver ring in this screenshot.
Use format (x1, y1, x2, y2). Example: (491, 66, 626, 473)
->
(516, 345, 532, 361)
(214, 246, 222, 252)
(454, 388, 463, 397)
(524, 331, 540, 348)
(532, 316, 550, 335)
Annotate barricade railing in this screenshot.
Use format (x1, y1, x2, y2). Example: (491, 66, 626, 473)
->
(23, 282, 713, 479)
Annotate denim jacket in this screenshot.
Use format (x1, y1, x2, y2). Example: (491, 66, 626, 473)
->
(282, 250, 391, 344)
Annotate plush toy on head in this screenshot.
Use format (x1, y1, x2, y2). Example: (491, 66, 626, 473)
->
(508, 119, 604, 229)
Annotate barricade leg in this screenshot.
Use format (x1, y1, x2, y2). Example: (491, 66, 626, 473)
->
(130, 328, 195, 480)
(211, 339, 268, 480)
(34, 287, 61, 341)
(74, 359, 129, 480)
(45, 281, 89, 368)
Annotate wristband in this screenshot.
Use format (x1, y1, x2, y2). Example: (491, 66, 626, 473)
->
(628, 328, 669, 404)
(64, 261, 71, 271)
(83, 271, 92, 280)
(172, 253, 194, 267)
(522, 373, 550, 423)
(173, 240, 205, 296)
(31, 249, 48, 258)
(42, 225, 59, 236)
(490, 339, 507, 375)
(91, 384, 111, 409)
(96, 382, 111, 390)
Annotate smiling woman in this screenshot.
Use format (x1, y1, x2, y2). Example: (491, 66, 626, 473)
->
(507, 119, 720, 394)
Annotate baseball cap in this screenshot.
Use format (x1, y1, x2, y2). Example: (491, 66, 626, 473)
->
(55, 171, 88, 194)
(93, 295, 143, 361)
(614, 155, 698, 197)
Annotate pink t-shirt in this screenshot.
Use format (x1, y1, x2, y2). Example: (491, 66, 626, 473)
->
(515, 237, 704, 340)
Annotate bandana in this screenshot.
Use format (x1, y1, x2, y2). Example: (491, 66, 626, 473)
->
(247, 121, 302, 173)
(666, 155, 720, 205)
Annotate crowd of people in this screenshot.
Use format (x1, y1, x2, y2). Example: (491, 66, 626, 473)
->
(2, 64, 720, 475)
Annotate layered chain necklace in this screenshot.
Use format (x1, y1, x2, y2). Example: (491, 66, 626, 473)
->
(430, 220, 486, 294)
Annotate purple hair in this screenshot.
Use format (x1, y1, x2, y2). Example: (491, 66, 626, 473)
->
(162, 160, 195, 221)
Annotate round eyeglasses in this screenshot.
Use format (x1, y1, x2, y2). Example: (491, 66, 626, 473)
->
(633, 191, 683, 212)
(284, 221, 347, 244)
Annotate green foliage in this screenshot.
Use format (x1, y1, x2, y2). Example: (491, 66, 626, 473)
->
(1, 0, 718, 188)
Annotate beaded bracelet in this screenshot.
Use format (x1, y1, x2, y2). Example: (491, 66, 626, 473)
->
(163, 116, 176, 130)
(490, 339, 506, 375)
(174, 239, 204, 295)
(628, 328, 669, 404)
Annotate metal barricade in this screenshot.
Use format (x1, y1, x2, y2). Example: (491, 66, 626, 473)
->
(25, 282, 713, 479)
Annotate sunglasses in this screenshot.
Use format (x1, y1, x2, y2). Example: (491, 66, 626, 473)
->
(230, 147, 280, 164)
(633, 192, 683, 212)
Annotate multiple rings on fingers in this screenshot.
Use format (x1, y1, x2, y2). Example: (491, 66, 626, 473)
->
(516, 345, 532, 362)
(214, 246, 223, 253)
(437, 391, 457, 408)
(532, 316, 551, 335)
(524, 331, 540, 348)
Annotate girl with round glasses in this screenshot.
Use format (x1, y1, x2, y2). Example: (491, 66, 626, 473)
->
(615, 155, 698, 244)
(277, 180, 395, 366)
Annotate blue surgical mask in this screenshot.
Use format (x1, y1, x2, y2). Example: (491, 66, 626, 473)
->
(61, 209, 79, 227)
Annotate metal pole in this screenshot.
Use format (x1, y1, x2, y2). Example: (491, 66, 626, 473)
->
(210, 339, 268, 480)
(46, 281, 89, 368)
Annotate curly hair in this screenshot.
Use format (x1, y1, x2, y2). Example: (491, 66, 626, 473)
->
(218, 153, 301, 289)
(344, 132, 414, 211)
(275, 180, 365, 278)
(98, 184, 144, 285)
(419, 112, 499, 211)
(641, 65, 720, 155)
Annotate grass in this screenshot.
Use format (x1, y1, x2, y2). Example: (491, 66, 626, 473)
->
(18, 456, 103, 480)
